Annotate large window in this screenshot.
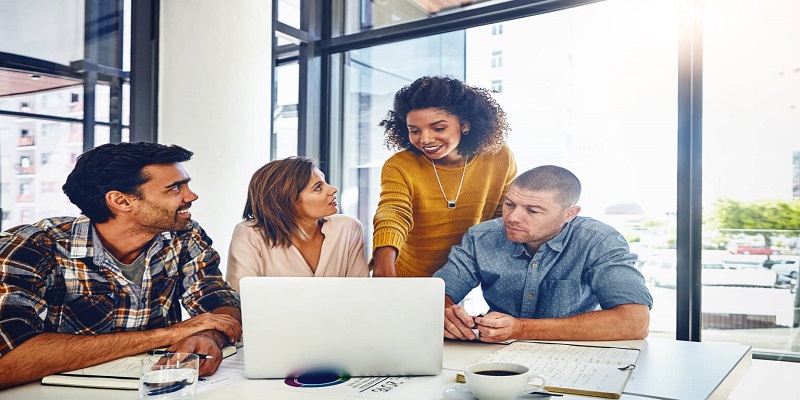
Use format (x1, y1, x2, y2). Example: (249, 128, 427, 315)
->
(310, 0, 800, 359)
(338, 0, 679, 337)
(699, 0, 800, 354)
(0, 1, 131, 228)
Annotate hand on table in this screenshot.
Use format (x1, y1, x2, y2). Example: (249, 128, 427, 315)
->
(473, 312, 522, 343)
(444, 304, 481, 341)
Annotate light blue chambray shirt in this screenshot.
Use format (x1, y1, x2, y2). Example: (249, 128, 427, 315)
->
(433, 217, 653, 319)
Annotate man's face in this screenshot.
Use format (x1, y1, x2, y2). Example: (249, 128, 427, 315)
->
(502, 185, 580, 251)
(131, 163, 198, 233)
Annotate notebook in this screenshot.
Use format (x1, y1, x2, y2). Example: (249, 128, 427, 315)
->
(239, 277, 444, 379)
(41, 345, 238, 390)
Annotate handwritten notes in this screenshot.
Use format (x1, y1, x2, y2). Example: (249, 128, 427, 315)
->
(473, 342, 640, 399)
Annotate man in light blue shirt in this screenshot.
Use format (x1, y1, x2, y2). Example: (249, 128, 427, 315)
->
(433, 165, 652, 342)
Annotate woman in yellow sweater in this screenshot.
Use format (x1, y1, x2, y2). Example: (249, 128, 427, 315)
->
(372, 76, 517, 277)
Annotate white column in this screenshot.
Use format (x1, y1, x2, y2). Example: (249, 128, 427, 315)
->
(159, 0, 271, 274)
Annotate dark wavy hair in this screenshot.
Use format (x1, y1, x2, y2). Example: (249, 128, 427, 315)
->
(242, 157, 318, 248)
(380, 75, 509, 157)
(62, 142, 194, 223)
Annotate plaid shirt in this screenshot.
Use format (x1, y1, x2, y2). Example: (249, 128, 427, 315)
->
(0, 216, 240, 357)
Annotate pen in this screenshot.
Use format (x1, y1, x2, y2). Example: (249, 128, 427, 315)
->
(146, 350, 215, 360)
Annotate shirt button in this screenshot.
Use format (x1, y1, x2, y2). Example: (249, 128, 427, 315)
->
(531, 263, 537, 268)
(527, 293, 533, 299)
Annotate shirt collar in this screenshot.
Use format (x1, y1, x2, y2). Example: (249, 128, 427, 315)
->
(68, 216, 94, 259)
(544, 218, 574, 253)
(67, 216, 177, 260)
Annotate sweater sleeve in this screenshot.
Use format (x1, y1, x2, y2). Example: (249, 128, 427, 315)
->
(493, 145, 518, 219)
(372, 155, 415, 255)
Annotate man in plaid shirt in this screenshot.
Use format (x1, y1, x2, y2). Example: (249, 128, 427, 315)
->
(0, 142, 242, 388)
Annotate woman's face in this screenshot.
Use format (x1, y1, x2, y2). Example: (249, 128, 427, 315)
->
(295, 168, 338, 221)
(406, 108, 469, 166)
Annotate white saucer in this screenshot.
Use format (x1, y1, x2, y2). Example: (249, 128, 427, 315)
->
(443, 384, 478, 400)
(442, 384, 555, 400)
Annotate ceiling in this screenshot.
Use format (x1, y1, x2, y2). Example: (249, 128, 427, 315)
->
(0, 68, 81, 97)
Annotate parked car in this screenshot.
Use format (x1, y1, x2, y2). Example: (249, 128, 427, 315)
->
(641, 257, 777, 288)
(763, 259, 799, 279)
(727, 244, 776, 255)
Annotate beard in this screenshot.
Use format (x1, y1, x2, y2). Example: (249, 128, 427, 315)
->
(135, 199, 192, 233)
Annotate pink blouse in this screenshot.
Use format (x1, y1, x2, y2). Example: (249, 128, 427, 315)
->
(225, 214, 369, 291)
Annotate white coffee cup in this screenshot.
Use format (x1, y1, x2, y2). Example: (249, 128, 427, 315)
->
(464, 362, 548, 400)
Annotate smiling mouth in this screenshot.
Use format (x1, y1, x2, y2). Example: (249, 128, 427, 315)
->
(422, 144, 443, 153)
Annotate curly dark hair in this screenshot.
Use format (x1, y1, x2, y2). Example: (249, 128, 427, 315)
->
(62, 142, 194, 223)
(380, 75, 509, 157)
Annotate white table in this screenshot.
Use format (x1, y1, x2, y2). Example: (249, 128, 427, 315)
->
(0, 338, 750, 400)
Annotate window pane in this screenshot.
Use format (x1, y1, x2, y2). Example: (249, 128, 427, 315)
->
(0, 0, 84, 65)
(341, 0, 509, 35)
(95, 84, 110, 123)
(123, 0, 132, 71)
(94, 125, 110, 146)
(701, 0, 800, 354)
(278, 0, 301, 29)
(0, 116, 82, 229)
(274, 62, 300, 158)
(122, 83, 130, 126)
(340, 0, 678, 330)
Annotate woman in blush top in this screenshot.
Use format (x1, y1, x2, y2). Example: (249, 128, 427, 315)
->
(226, 157, 369, 291)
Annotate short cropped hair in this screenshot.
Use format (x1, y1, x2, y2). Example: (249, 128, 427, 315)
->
(512, 165, 581, 208)
(63, 142, 194, 223)
(380, 75, 509, 157)
(242, 157, 318, 248)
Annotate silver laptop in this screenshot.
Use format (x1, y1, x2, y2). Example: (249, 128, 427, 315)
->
(239, 277, 444, 379)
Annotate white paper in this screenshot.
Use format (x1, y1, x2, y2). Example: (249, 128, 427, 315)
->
(476, 342, 640, 395)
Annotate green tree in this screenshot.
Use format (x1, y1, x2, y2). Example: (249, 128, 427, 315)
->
(709, 199, 800, 249)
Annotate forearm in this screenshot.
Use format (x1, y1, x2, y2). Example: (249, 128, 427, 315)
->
(0, 329, 175, 388)
(193, 306, 242, 346)
(517, 304, 650, 341)
(372, 246, 398, 277)
(212, 306, 241, 323)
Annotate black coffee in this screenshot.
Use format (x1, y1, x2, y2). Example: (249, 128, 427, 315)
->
(474, 370, 521, 376)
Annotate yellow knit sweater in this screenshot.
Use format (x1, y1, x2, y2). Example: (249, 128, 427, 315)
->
(372, 144, 517, 277)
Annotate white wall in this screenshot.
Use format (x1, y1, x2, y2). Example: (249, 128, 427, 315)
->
(159, 0, 271, 274)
